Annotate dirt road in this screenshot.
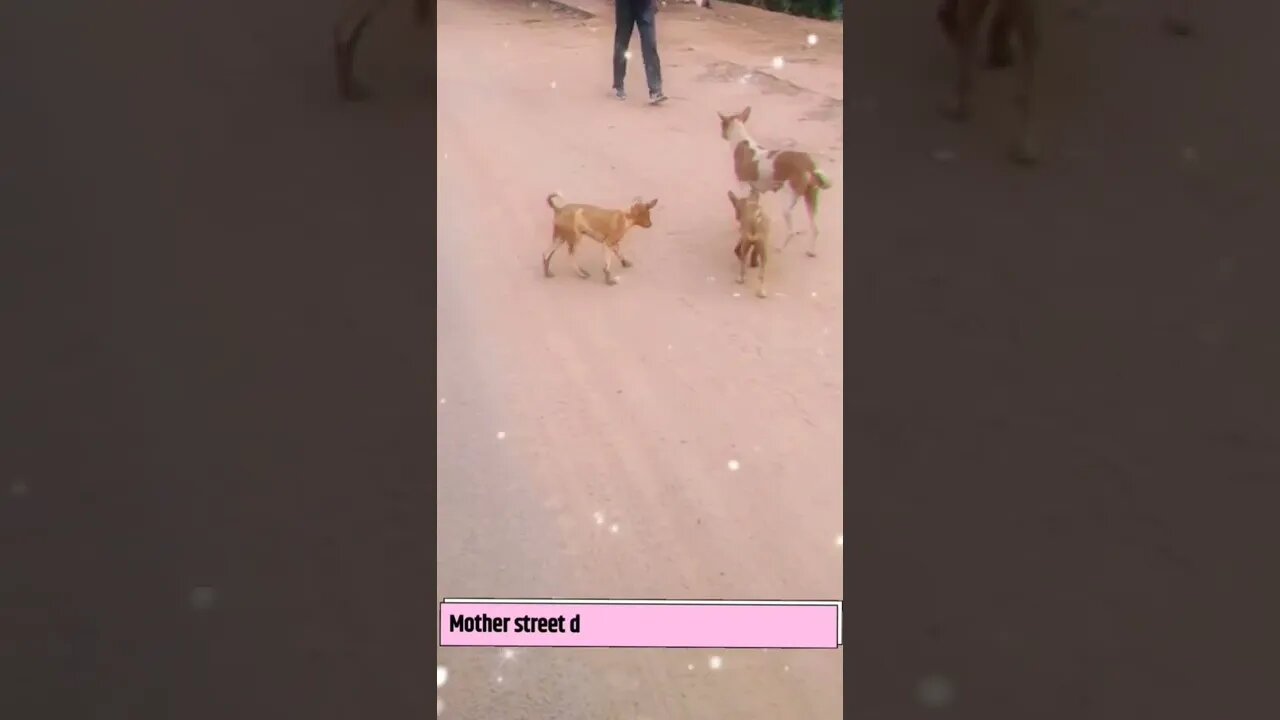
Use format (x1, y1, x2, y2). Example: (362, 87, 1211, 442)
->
(435, 1, 843, 717)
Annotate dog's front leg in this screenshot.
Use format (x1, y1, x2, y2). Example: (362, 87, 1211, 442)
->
(803, 182, 820, 258)
(602, 242, 619, 286)
(736, 242, 748, 285)
(756, 250, 768, 298)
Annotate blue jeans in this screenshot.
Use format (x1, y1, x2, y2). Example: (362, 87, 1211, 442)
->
(613, 0, 662, 95)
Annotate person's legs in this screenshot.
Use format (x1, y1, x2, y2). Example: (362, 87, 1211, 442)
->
(635, 1, 664, 100)
(612, 1, 637, 96)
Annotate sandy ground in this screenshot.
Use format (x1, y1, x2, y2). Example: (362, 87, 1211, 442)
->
(5, 0, 1279, 718)
(435, 1, 843, 717)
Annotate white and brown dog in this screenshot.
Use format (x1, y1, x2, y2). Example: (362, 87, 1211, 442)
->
(717, 106, 832, 258)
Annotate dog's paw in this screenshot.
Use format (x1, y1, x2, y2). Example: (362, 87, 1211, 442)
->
(605, 276, 619, 286)
(576, 269, 591, 279)
(806, 250, 817, 258)
(620, 258, 633, 268)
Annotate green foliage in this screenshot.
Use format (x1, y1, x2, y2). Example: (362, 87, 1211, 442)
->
(717, 0, 843, 21)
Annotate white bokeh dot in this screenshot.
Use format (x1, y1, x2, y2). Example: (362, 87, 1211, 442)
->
(496, 431, 506, 440)
(771, 56, 785, 70)
(916, 675, 955, 709)
(708, 655, 723, 670)
(189, 586, 216, 611)
(727, 459, 740, 471)
(807, 33, 818, 46)
(437, 666, 449, 688)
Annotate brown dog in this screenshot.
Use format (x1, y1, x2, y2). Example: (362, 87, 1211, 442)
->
(543, 193, 658, 286)
(728, 190, 770, 298)
(717, 106, 832, 258)
(936, 0, 1041, 164)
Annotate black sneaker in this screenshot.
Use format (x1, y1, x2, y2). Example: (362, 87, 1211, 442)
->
(649, 91, 668, 105)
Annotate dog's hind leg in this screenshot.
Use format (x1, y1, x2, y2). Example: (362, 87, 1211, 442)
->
(756, 249, 768, 298)
(736, 241, 749, 285)
(565, 237, 590, 279)
(602, 242, 619, 286)
(802, 181, 821, 258)
(542, 233, 565, 278)
(780, 185, 803, 250)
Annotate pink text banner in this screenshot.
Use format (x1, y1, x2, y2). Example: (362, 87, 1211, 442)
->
(439, 598, 842, 649)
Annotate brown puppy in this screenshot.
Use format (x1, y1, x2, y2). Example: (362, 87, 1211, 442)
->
(728, 190, 770, 298)
(717, 106, 832, 257)
(543, 193, 658, 286)
(936, 0, 1041, 164)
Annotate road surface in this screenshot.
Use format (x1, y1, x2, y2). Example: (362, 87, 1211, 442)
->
(435, 1, 844, 717)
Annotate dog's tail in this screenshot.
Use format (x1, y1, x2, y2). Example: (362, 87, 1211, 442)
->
(811, 169, 833, 190)
(546, 192, 564, 210)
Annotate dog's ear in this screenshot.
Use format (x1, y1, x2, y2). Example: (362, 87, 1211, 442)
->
(740, 106, 752, 122)
(646, 198, 658, 209)
(717, 111, 728, 121)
